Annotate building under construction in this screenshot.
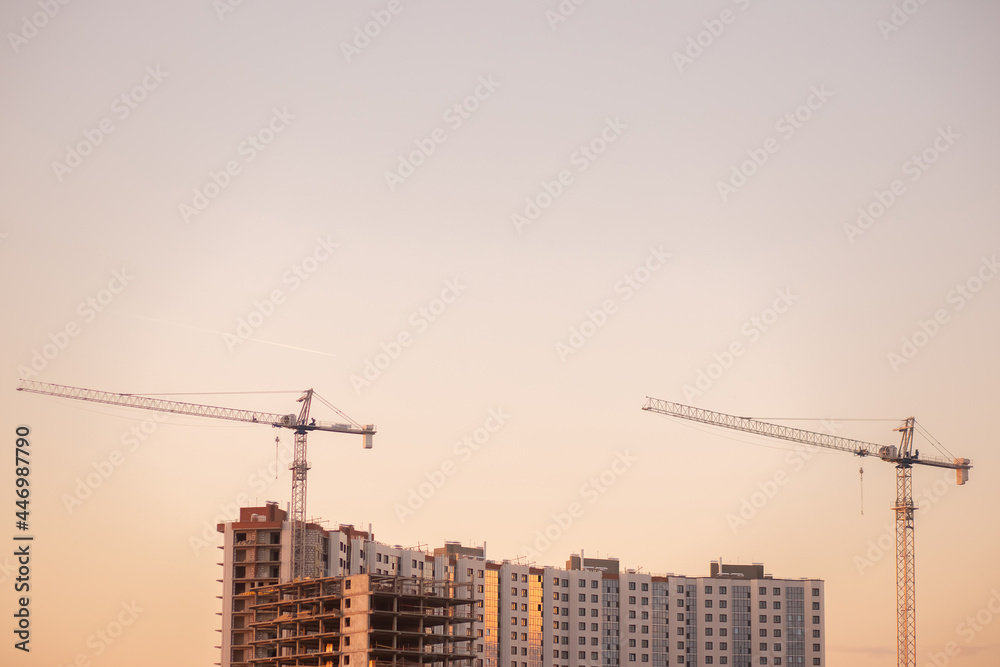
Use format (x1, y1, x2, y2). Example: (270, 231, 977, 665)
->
(240, 574, 476, 667)
(218, 504, 825, 667)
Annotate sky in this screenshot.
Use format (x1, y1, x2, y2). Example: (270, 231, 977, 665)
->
(1, 0, 999, 665)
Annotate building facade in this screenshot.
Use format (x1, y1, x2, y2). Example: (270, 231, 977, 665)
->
(217, 505, 825, 667)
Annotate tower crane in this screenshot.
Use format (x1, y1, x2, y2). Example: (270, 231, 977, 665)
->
(641, 396, 971, 667)
(17, 380, 375, 580)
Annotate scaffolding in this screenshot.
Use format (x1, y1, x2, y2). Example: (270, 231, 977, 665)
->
(245, 574, 476, 667)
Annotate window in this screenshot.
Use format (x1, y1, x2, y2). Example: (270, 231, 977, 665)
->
(512, 574, 517, 581)
(412, 559, 417, 567)
(706, 658, 713, 665)
(705, 614, 713, 622)
(773, 616, 781, 624)
(562, 622, 569, 630)
(552, 650, 559, 659)
(510, 617, 516, 625)
(774, 629, 782, 638)
(579, 652, 586, 660)
(721, 658, 728, 665)
(759, 587, 767, 595)
(592, 595, 599, 603)
(773, 602, 781, 610)
(629, 624, 636, 633)
(478, 585, 485, 593)
(562, 594, 569, 602)
(720, 614, 727, 623)
(579, 608, 586, 616)
(592, 609, 599, 617)
(677, 585, 684, 593)
(705, 600, 713, 608)
(705, 642, 713, 650)
(510, 647, 517, 655)
(773, 643, 781, 651)
(630, 611, 637, 619)
(521, 619, 527, 626)
(629, 654, 636, 662)
(642, 655, 649, 662)
(812, 602, 820, 610)
(775, 660, 782, 666)
(677, 598, 685, 608)
(773, 588, 781, 596)
(677, 613, 684, 621)
(813, 661, 821, 666)
(629, 639, 637, 647)
(579, 622, 586, 631)
(592, 580, 599, 588)
(580, 594, 587, 602)
(705, 586, 713, 594)
(812, 631, 820, 638)
(511, 632, 517, 640)
(759, 659, 768, 665)
(479, 570, 484, 578)
(521, 574, 528, 583)
(720, 600, 727, 609)
(522, 589, 528, 598)
(629, 596, 636, 604)
(642, 583, 649, 591)
(720, 628, 727, 637)
(512, 587, 518, 595)
(521, 604, 527, 612)
(579, 579, 586, 587)
(812, 588, 819, 596)
(630, 582, 637, 591)
(553, 592, 560, 600)
(593, 652, 600, 660)
(720, 642, 727, 650)
(641, 612, 648, 620)
(759, 602, 767, 609)
(591, 623, 598, 631)
(813, 616, 820, 624)
(705, 628, 713, 636)
(760, 630, 768, 638)
(578, 637, 586, 645)
(642, 597, 649, 605)
(813, 644, 821, 652)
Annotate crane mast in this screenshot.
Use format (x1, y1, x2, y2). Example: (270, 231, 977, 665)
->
(17, 380, 375, 580)
(642, 397, 971, 667)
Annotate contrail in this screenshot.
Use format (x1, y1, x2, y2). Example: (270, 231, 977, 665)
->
(121, 313, 337, 358)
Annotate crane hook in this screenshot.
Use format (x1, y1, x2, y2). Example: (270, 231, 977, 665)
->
(859, 466, 864, 515)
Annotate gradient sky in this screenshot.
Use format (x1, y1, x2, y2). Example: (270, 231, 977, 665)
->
(2, 1, 999, 665)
